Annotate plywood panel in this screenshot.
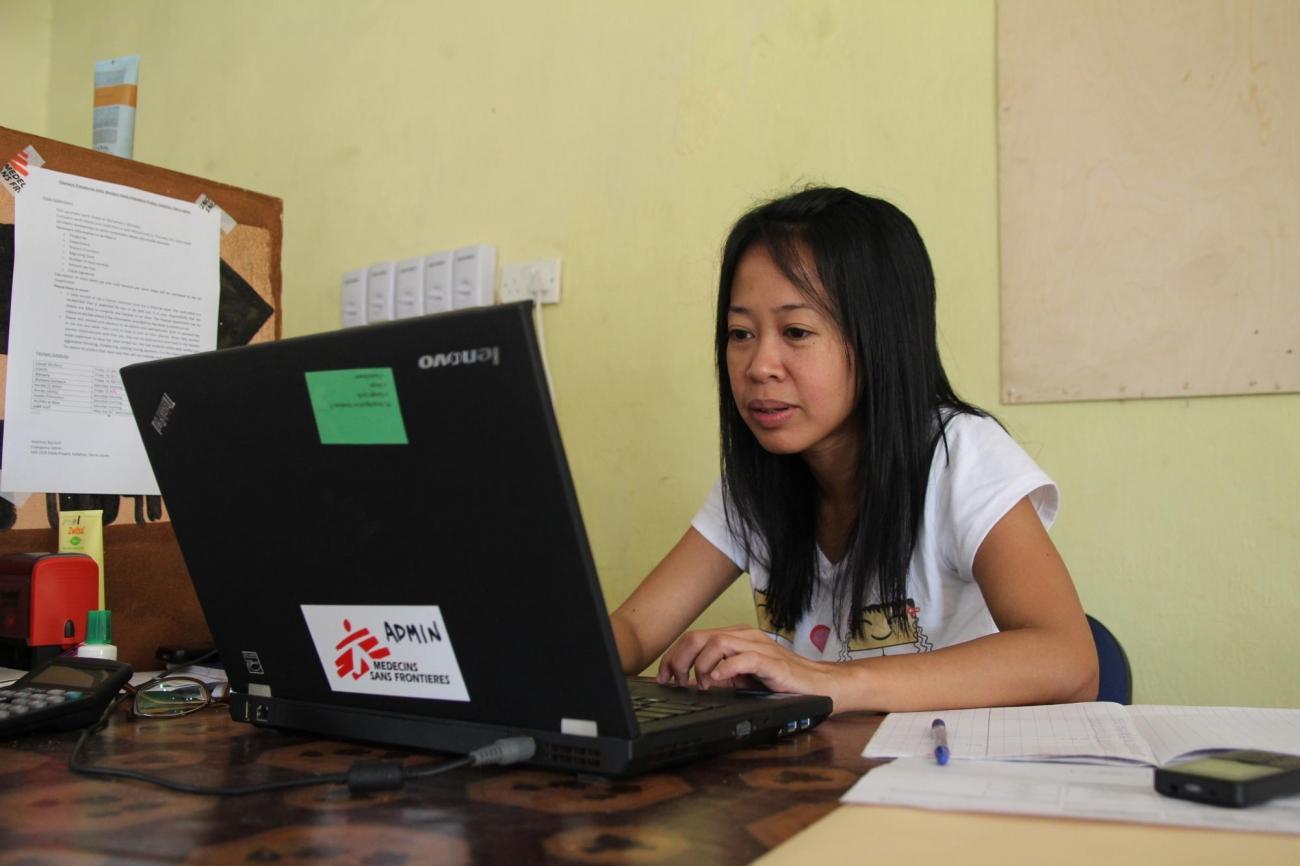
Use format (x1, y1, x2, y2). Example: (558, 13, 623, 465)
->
(998, 0, 1300, 403)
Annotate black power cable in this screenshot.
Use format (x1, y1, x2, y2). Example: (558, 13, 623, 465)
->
(68, 685, 535, 796)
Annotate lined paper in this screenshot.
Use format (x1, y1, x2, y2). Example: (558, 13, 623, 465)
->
(842, 758, 1300, 834)
(1129, 705, 1300, 765)
(863, 703, 1300, 766)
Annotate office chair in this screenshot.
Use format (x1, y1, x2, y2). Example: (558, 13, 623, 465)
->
(1087, 614, 1132, 705)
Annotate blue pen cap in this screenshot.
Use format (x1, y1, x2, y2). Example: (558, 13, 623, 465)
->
(931, 717, 950, 765)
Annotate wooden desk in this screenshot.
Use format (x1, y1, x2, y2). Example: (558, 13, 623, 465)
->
(0, 706, 884, 864)
(7, 708, 1296, 865)
(757, 803, 1300, 866)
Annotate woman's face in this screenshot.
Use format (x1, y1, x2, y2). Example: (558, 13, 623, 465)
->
(725, 244, 858, 467)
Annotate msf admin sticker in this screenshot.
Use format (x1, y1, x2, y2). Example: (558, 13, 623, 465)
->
(300, 605, 470, 702)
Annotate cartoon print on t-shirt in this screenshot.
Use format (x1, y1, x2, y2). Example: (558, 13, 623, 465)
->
(754, 590, 933, 658)
(753, 589, 795, 648)
(843, 598, 932, 659)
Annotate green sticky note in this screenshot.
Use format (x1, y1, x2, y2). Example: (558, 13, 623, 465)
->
(305, 368, 409, 445)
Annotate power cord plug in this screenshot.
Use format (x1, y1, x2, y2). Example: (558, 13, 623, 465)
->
(469, 736, 537, 766)
(398, 736, 537, 788)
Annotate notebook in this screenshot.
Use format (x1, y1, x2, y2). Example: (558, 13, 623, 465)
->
(120, 302, 831, 776)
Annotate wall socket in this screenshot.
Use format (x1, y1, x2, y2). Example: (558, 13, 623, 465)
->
(499, 259, 562, 305)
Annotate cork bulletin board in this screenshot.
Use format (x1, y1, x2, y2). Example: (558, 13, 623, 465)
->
(0, 127, 283, 666)
(0, 126, 282, 530)
(997, 0, 1300, 404)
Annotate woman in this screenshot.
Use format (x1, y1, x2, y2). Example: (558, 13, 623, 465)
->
(610, 187, 1097, 713)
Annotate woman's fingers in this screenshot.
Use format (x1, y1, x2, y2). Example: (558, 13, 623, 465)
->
(655, 627, 769, 687)
(654, 626, 833, 701)
(693, 630, 782, 687)
(709, 646, 779, 686)
(656, 629, 710, 686)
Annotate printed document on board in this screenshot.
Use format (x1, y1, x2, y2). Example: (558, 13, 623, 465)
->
(1, 166, 220, 495)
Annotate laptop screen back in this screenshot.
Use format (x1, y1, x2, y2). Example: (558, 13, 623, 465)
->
(121, 303, 637, 740)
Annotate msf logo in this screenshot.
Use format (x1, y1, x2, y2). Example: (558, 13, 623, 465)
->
(334, 619, 392, 680)
(418, 346, 500, 370)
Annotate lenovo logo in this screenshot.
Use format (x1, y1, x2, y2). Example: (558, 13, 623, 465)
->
(418, 347, 500, 369)
(151, 393, 177, 435)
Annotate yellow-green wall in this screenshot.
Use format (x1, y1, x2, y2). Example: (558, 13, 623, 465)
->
(0, 0, 52, 134)
(6, 1, 1297, 706)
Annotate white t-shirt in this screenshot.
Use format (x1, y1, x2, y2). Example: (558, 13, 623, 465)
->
(690, 413, 1058, 661)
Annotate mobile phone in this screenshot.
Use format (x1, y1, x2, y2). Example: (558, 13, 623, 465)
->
(1154, 750, 1300, 807)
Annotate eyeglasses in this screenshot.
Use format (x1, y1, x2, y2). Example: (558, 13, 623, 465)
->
(129, 676, 228, 719)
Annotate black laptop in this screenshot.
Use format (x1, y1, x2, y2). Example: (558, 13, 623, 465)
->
(120, 302, 831, 776)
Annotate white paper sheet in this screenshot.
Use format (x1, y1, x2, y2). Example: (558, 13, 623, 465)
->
(863, 702, 1157, 765)
(1129, 705, 1300, 766)
(863, 703, 1300, 767)
(1, 166, 220, 495)
(842, 757, 1300, 834)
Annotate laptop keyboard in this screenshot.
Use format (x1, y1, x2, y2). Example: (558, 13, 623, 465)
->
(631, 694, 724, 724)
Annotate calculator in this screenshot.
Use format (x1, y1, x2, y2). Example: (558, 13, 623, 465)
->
(0, 655, 133, 738)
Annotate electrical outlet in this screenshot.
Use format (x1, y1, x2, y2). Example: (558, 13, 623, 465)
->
(500, 259, 561, 305)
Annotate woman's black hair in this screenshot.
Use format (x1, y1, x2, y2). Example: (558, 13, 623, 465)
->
(716, 186, 986, 639)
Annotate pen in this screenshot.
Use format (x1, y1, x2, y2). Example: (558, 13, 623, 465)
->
(931, 718, 949, 765)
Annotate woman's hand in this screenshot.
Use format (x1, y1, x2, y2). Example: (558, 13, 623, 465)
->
(656, 625, 842, 708)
